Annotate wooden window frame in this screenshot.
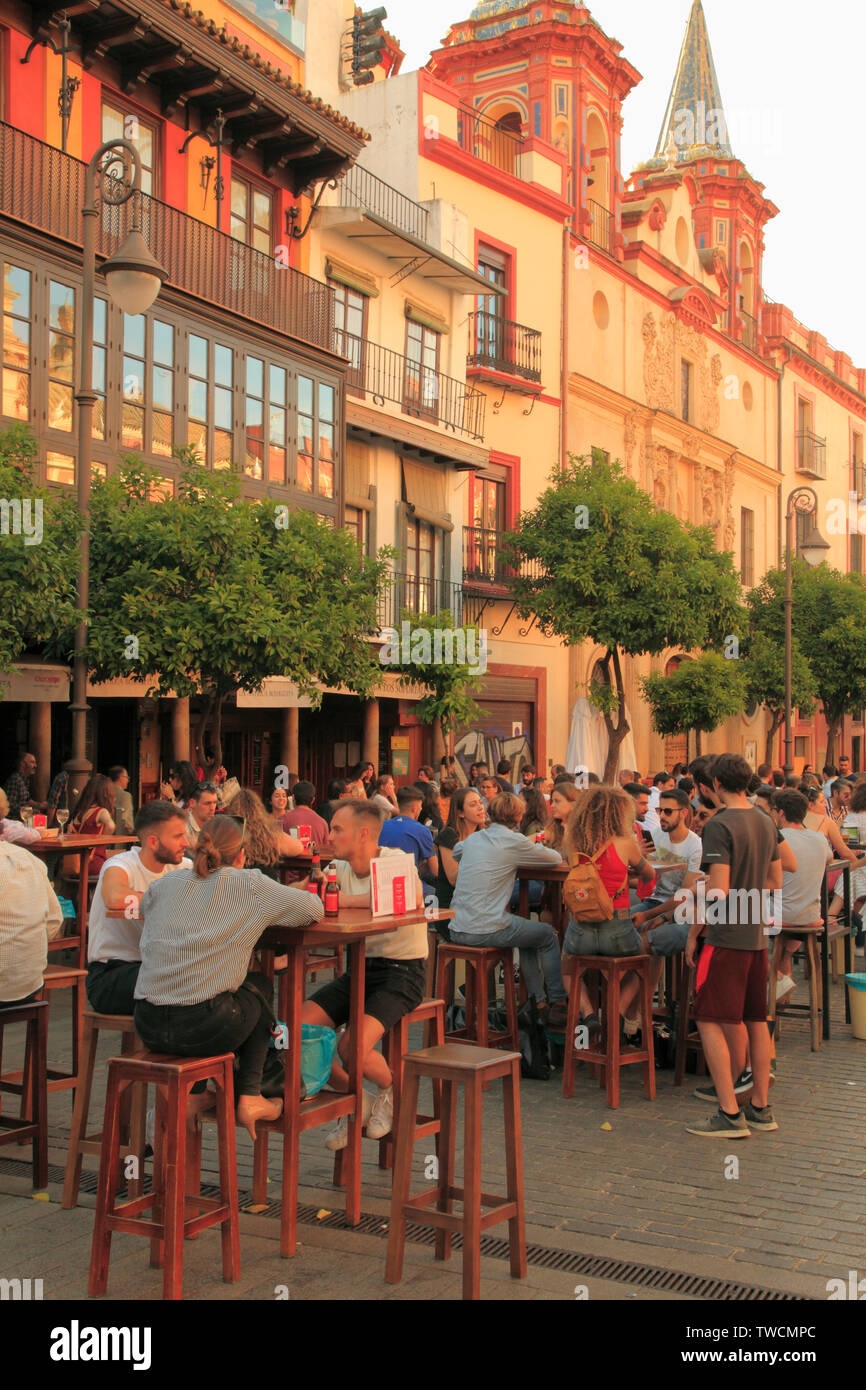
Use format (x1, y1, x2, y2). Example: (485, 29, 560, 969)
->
(101, 98, 160, 199)
(403, 319, 440, 423)
(230, 171, 275, 257)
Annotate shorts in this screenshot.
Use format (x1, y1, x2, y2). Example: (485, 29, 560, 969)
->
(310, 957, 426, 1033)
(563, 914, 642, 958)
(692, 945, 768, 1025)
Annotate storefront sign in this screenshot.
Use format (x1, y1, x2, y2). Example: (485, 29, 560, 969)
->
(236, 680, 315, 709)
(0, 665, 69, 702)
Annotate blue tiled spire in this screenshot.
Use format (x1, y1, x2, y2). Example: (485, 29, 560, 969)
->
(654, 1, 733, 162)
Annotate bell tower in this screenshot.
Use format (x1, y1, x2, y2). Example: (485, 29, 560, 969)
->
(429, 1, 641, 246)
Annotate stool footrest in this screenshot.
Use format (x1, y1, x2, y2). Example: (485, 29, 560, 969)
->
(404, 1187, 519, 1232)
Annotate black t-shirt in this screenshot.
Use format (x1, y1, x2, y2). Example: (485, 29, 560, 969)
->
(700, 806, 780, 950)
(434, 826, 459, 910)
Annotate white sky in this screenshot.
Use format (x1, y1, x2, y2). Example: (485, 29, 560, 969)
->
(381, 0, 866, 367)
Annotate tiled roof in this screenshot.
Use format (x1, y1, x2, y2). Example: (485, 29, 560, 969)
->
(162, 0, 369, 142)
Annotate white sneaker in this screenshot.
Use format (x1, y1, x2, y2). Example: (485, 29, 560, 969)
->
(775, 975, 796, 1003)
(324, 1090, 374, 1151)
(366, 1086, 394, 1140)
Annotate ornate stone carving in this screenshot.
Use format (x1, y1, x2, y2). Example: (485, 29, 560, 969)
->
(642, 311, 724, 433)
(723, 453, 737, 551)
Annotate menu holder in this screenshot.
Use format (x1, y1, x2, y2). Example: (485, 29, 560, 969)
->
(370, 851, 415, 918)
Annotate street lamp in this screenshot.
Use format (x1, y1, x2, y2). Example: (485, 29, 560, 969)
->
(783, 486, 830, 775)
(66, 140, 167, 796)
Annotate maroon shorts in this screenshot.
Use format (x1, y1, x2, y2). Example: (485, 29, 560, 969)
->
(692, 945, 768, 1025)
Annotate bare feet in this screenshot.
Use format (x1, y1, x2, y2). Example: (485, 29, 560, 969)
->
(237, 1094, 283, 1140)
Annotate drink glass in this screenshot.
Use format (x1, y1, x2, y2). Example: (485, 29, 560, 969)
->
(56, 808, 70, 838)
(21, 805, 33, 830)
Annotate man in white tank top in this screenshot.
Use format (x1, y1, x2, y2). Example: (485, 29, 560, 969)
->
(86, 800, 190, 1015)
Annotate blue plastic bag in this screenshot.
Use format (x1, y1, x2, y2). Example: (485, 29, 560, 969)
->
(269, 1022, 337, 1098)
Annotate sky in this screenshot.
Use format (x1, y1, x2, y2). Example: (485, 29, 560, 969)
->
(380, 0, 866, 367)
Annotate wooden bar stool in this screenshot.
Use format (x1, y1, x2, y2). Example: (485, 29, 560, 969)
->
(769, 923, 824, 1052)
(0, 1001, 48, 1189)
(2, 964, 88, 1119)
(385, 1043, 527, 1302)
(673, 956, 706, 1086)
(562, 954, 656, 1109)
(436, 943, 519, 1051)
(332, 997, 446, 1188)
(88, 1052, 240, 1301)
(62, 1010, 148, 1209)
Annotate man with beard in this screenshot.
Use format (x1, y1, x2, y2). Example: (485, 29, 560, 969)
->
(86, 800, 191, 1014)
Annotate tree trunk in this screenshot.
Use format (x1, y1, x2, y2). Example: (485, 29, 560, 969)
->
(193, 691, 216, 772)
(684, 729, 690, 767)
(431, 717, 446, 765)
(825, 717, 841, 769)
(601, 647, 630, 784)
(695, 728, 702, 756)
(765, 709, 783, 767)
(208, 692, 226, 773)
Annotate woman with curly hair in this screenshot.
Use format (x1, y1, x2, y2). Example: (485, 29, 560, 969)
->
(222, 788, 307, 878)
(562, 785, 656, 1037)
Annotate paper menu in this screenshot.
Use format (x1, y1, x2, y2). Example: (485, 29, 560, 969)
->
(370, 851, 415, 918)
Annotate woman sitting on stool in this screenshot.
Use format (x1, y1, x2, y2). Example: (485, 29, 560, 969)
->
(134, 815, 323, 1138)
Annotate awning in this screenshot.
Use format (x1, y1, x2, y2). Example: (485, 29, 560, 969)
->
(402, 459, 454, 532)
(315, 206, 502, 296)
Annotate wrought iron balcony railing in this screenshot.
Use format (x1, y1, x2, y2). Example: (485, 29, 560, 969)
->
(0, 120, 334, 352)
(456, 105, 526, 179)
(337, 331, 485, 441)
(468, 310, 542, 383)
(585, 199, 616, 256)
(462, 526, 547, 590)
(796, 430, 828, 480)
(378, 572, 465, 629)
(740, 310, 759, 352)
(338, 164, 429, 243)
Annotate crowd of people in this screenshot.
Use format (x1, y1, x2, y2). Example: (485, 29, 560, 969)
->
(2, 746, 863, 1150)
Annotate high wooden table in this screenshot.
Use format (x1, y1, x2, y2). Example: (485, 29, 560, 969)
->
(516, 862, 568, 941)
(256, 906, 432, 1257)
(27, 835, 138, 968)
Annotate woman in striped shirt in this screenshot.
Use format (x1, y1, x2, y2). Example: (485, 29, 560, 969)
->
(134, 815, 324, 1138)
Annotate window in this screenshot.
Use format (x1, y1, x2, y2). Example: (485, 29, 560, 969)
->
(404, 321, 440, 420)
(331, 282, 368, 391)
(591, 446, 610, 465)
(46, 450, 75, 485)
(405, 515, 445, 612)
(188, 333, 233, 468)
(851, 533, 863, 575)
(230, 177, 273, 255)
(102, 103, 157, 196)
(470, 471, 508, 583)
(121, 314, 146, 450)
(344, 505, 370, 554)
(243, 356, 288, 483)
(476, 244, 508, 364)
(795, 507, 812, 555)
(1, 262, 31, 421)
(794, 737, 809, 761)
(680, 360, 692, 423)
(740, 507, 755, 586)
(92, 298, 107, 440)
(297, 376, 335, 498)
(47, 280, 75, 432)
(151, 320, 174, 457)
(853, 431, 864, 497)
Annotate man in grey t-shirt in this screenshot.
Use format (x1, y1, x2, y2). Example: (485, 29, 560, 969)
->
(772, 789, 832, 1004)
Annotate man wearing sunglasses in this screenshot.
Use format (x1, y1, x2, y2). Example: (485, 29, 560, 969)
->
(184, 782, 219, 849)
(633, 788, 704, 964)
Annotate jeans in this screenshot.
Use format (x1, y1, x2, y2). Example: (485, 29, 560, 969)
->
(451, 916, 566, 1003)
(134, 971, 274, 1096)
(87, 960, 140, 1015)
(563, 917, 642, 958)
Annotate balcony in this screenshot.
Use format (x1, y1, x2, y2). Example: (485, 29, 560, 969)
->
(339, 165, 429, 243)
(378, 572, 465, 629)
(585, 199, 616, 257)
(796, 431, 828, 480)
(0, 120, 334, 352)
(468, 311, 542, 384)
(462, 526, 547, 592)
(740, 310, 759, 353)
(339, 332, 486, 441)
(457, 105, 526, 180)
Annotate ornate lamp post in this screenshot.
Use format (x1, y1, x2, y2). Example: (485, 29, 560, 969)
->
(66, 141, 167, 796)
(783, 486, 830, 775)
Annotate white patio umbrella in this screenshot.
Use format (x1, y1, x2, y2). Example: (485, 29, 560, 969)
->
(564, 697, 638, 782)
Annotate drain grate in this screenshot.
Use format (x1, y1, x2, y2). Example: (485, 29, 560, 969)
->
(0, 1154, 799, 1301)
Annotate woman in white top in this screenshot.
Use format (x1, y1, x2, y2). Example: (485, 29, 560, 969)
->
(134, 815, 324, 1138)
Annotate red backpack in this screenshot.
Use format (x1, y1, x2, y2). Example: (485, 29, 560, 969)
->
(563, 840, 628, 923)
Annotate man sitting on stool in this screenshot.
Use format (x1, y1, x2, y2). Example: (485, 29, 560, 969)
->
(86, 800, 190, 1015)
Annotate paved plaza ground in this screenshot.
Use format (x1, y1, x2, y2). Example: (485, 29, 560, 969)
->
(1, 957, 864, 1303)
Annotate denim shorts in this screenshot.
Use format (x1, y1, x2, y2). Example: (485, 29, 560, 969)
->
(563, 915, 642, 958)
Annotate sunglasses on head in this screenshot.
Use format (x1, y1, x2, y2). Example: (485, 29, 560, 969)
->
(199, 782, 217, 793)
(227, 815, 247, 842)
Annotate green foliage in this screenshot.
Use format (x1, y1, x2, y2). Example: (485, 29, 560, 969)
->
(0, 424, 80, 681)
(641, 653, 747, 739)
(741, 629, 816, 722)
(504, 455, 744, 657)
(87, 455, 390, 720)
(380, 609, 485, 733)
(747, 561, 866, 732)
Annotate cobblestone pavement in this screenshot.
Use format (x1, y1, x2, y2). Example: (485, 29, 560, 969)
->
(1, 954, 863, 1301)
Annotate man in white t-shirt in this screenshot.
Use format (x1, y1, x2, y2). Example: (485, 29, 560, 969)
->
(86, 800, 190, 1015)
(301, 797, 424, 1151)
(772, 789, 832, 1003)
(0, 839, 63, 1006)
(634, 789, 704, 983)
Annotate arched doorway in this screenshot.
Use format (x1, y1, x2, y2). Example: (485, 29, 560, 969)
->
(491, 109, 522, 174)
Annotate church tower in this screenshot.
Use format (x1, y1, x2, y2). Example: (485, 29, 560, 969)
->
(429, 1, 641, 255)
(632, 0, 777, 347)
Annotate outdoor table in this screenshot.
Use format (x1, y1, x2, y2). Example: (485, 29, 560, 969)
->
(516, 862, 568, 941)
(257, 905, 436, 1258)
(275, 848, 334, 884)
(27, 834, 138, 969)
